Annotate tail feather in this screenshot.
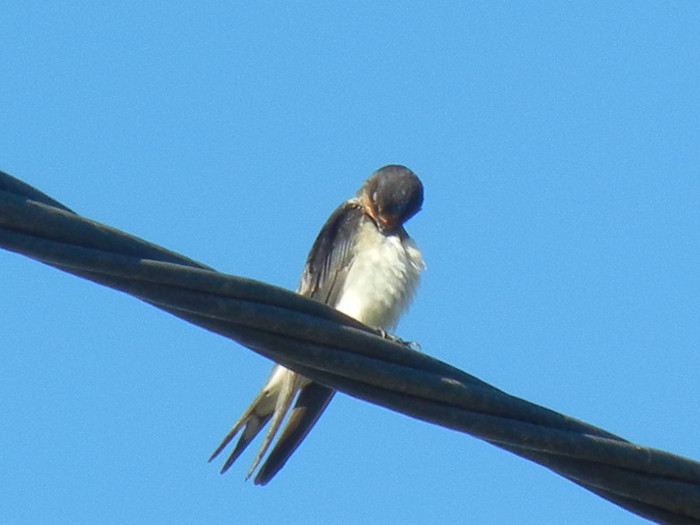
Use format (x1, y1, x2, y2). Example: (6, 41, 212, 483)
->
(254, 382, 335, 485)
(209, 388, 271, 466)
(209, 365, 292, 474)
(209, 367, 335, 483)
(219, 412, 272, 474)
(244, 371, 298, 479)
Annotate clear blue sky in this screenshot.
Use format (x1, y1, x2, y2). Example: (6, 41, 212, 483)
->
(2, 3, 699, 524)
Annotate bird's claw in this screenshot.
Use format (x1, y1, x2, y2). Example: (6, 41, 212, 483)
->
(378, 328, 421, 351)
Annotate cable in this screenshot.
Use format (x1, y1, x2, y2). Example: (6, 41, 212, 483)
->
(1, 169, 699, 524)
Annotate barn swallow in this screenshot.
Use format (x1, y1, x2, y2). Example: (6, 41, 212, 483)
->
(209, 164, 425, 484)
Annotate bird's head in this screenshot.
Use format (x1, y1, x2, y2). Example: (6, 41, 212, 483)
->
(359, 165, 424, 234)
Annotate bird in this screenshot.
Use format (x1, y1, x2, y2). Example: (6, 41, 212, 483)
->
(209, 164, 425, 484)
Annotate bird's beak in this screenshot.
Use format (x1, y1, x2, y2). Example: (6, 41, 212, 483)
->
(376, 213, 399, 234)
(361, 191, 399, 233)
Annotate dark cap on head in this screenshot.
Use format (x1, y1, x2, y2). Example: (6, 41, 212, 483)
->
(360, 165, 424, 233)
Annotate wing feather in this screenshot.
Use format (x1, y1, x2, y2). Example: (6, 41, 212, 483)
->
(297, 200, 366, 302)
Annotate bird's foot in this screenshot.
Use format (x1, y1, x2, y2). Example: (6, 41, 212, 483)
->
(378, 328, 421, 351)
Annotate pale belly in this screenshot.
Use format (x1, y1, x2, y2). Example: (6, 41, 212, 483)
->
(333, 223, 424, 331)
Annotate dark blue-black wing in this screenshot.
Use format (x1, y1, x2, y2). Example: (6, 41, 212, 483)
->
(253, 201, 367, 485)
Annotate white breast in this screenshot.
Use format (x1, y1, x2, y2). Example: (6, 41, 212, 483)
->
(333, 221, 424, 331)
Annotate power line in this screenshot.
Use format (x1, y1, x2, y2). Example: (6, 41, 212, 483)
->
(1, 169, 699, 524)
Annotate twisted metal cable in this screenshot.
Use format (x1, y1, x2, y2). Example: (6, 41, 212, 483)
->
(1, 169, 699, 524)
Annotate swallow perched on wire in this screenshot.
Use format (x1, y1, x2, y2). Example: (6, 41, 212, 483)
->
(209, 164, 425, 484)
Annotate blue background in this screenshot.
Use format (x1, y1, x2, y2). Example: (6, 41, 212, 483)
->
(2, 3, 699, 523)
